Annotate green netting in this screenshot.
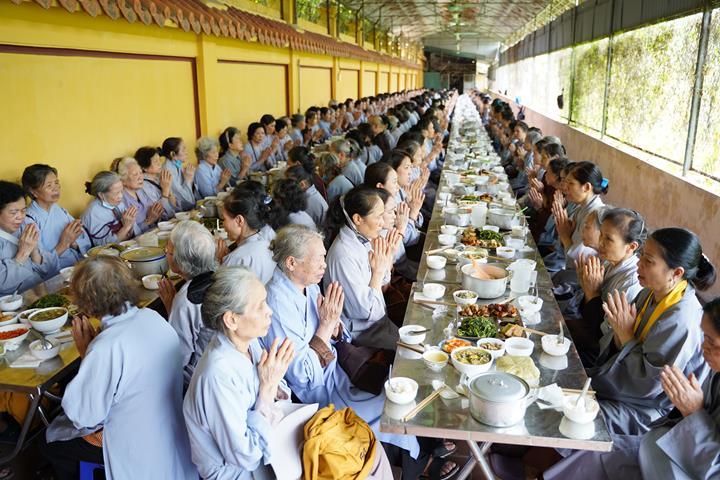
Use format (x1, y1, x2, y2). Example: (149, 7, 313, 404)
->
(570, 38, 608, 131)
(605, 14, 702, 163)
(693, 9, 720, 178)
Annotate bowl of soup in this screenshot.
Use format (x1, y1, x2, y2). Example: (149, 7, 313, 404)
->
(28, 307, 68, 334)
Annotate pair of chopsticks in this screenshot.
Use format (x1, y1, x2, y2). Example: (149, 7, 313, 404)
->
(413, 299, 456, 307)
(562, 387, 596, 397)
(402, 388, 446, 422)
(396, 341, 425, 354)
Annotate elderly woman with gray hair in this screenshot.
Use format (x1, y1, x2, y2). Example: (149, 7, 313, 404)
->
(158, 220, 217, 387)
(194, 136, 232, 199)
(262, 225, 414, 477)
(80, 171, 139, 246)
(115, 157, 165, 232)
(42, 256, 196, 480)
(183, 266, 294, 479)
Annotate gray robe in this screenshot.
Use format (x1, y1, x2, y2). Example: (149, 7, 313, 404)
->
(589, 285, 708, 435)
(545, 371, 720, 480)
(0, 225, 59, 295)
(163, 161, 196, 212)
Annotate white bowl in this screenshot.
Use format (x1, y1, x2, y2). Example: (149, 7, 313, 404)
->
(475, 338, 506, 359)
(563, 395, 600, 424)
(0, 295, 23, 312)
(422, 283, 446, 300)
(505, 337, 535, 357)
(142, 274, 163, 290)
(438, 192, 452, 202)
(0, 312, 18, 327)
(157, 231, 171, 241)
(385, 377, 418, 405)
(426, 256, 447, 270)
(422, 349, 449, 372)
(440, 225, 459, 235)
(450, 346, 494, 376)
(0, 324, 29, 350)
(438, 234, 456, 246)
(496, 246, 515, 258)
(29, 338, 61, 361)
(542, 335, 572, 356)
(482, 225, 500, 233)
(157, 221, 174, 232)
(399, 325, 427, 345)
(453, 290, 478, 305)
(518, 295, 543, 313)
(505, 238, 525, 250)
(28, 307, 69, 334)
(17, 309, 39, 326)
(60, 267, 74, 282)
(502, 197, 518, 208)
(175, 212, 191, 221)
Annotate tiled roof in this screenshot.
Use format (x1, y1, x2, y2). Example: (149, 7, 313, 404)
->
(12, 0, 421, 69)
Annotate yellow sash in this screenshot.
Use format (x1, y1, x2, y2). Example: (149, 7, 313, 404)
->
(633, 280, 688, 342)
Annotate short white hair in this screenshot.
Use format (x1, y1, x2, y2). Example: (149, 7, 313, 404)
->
(169, 220, 217, 278)
(116, 157, 139, 182)
(201, 266, 261, 332)
(271, 225, 324, 274)
(195, 136, 219, 161)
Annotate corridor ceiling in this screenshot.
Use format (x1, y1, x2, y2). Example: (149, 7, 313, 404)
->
(340, 0, 561, 62)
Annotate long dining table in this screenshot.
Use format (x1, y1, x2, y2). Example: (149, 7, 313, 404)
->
(380, 98, 612, 479)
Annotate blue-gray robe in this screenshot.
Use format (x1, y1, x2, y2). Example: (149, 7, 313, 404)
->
(46, 305, 197, 480)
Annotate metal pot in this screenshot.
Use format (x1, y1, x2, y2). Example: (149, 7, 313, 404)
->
(120, 247, 168, 279)
(197, 197, 218, 218)
(466, 372, 532, 427)
(488, 208, 520, 230)
(460, 262, 509, 299)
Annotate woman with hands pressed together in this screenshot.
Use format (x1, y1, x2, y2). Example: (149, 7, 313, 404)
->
(134, 146, 177, 219)
(569, 208, 645, 366)
(161, 137, 197, 212)
(323, 186, 399, 349)
(116, 158, 165, 232)
(588, 227, 716, 435)
(43, 256, 196, 480)
(183, 266, 294, 479)
(0, 181, 60, 295)
(22, 164, 90, 269)
(193, 136, 232, 198)
(545, 297, 720, 479)
(80, 171, 139, 246)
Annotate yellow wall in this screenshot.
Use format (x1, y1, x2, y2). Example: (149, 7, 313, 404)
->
(0, 1, 422, 215)
(379, 72, 389, 94)
(399, 73, 406, 91)
(299, 66, 332, 111)
(362, 70, 377, 96)
(337, 69, 359, 101)
(215, 62, 288, 135)
(390, 72, 399, 92)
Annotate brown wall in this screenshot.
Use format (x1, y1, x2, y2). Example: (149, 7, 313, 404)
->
(493, 95, 720, 299)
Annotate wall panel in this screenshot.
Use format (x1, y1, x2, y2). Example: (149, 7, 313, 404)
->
(0, 48, 197, 214)
(216, 61, 288, 137)
(299, 66, 332, 111)
(337, 68, 359, 101)
(362, 70, 377, 96)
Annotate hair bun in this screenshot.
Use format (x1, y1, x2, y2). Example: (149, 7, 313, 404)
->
(84, 181, 93, 196)
(694, 252, 717, 292)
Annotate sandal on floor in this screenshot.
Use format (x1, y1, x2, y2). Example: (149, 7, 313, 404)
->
(419, 458, 460, 480)
(0, 467, 15, 480)
(432, 442, 457, 459)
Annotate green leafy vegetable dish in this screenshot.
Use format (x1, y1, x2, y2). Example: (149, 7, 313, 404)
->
(476, 230, 504, 243)
(30, 294, 70, 309)
(457, 315, 498, 338)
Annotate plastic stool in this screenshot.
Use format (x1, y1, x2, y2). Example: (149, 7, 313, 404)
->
(79, 461, 105, 480)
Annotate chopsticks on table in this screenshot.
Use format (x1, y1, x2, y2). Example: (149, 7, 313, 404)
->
(402, 388, 445, 422)
(425, 247, 447, 256)
(562, 387, 596, 397)
(520, 326, 547, 337)
(413, 299, 456, 307)
(396, 341, 425, 354)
